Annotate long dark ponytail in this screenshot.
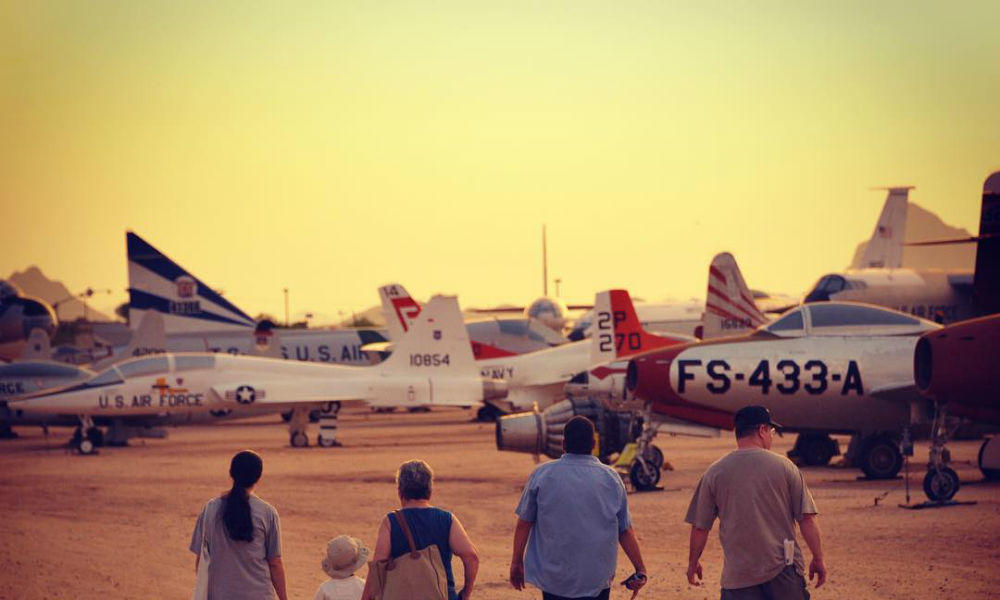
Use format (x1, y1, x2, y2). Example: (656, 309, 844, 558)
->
(222, 450, 263, 542)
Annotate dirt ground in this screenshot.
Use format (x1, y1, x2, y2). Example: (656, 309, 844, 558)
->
(0, 407, 997, 600)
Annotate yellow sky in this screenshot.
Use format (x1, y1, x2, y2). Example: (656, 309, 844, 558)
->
(2, 1, 998, 322)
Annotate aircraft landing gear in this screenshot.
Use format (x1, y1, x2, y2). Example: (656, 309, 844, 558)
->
(789, 433, 839, 467)
(476, 404, 504, 422)
(72, 416, 102, 455)
(857, 434, 903, 480)
(923, 404, 960, 502)
(288, 407, 310, 448)
(316, 402, 342, 448)
(626, 404, 665, 491)
(978, 437, 1000, 480)
(0, 421, 18, 439)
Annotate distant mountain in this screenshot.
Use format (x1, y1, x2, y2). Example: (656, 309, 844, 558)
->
(849, 202, 975, 270)
(6, 266, 113, 322)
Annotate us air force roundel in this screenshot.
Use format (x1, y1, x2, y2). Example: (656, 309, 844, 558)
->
(236, 385, 256, 404)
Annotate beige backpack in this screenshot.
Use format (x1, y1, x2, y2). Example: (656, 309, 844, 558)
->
(366, 510, 449, 600)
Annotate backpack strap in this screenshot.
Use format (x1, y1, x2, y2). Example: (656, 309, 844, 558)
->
(393, 510, 420, 558)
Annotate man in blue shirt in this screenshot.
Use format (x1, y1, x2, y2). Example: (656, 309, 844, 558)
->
(510, 416, 647, 599)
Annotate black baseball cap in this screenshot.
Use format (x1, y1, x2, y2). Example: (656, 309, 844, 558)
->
(733, 405, 782, 430)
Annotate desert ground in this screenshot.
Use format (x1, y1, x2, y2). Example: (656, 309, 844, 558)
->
(0, 407, 997, 600)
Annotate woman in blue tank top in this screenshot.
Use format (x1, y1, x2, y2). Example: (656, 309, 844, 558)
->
(361, 460, 479, 600)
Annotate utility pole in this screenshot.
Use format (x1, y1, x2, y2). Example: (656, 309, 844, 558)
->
(542, 224, 548, 297)
(554, 278, 561, 298)
(283, 288, 289, 327)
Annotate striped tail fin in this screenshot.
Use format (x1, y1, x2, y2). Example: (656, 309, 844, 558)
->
(703, 253, 768, 340)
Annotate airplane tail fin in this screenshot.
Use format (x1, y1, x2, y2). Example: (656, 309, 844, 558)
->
(590, 289, 691, 365)
(974, 172, 1000, 314)
(92, 312, 167, 370)
(20, 328, 51, 361)
(378, 283, 423, 341)
(380, 296, 474, 373)
(126, 231, 255, 334)
(859, 187, 912, 269)
(703, 253, 768, 340)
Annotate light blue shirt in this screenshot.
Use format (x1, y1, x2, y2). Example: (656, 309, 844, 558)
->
(515, 453, 632, 597)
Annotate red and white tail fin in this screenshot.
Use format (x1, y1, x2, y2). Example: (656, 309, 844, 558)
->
(703, 253, 768, 340)
(590, 289, 690, 366)
(378, 283, 423, 341)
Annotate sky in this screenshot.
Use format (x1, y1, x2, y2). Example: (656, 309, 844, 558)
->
(2, 1, 998, 323)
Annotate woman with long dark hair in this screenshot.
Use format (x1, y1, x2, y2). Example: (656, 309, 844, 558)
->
(190, 450, 288, 600)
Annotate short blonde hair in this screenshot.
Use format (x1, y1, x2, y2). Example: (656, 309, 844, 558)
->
(396, 459, 433, 500)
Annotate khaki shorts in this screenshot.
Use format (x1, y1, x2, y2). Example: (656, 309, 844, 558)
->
(720, 566, 810, 600)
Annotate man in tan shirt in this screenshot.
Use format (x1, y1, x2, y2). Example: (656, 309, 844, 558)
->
(685, 405, 827, 599)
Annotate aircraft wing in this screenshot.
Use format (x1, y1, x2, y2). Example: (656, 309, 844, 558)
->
(210, 379, 371, 407)
(868, 381, 919, 402)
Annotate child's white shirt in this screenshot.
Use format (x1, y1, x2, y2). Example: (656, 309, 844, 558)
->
(313, 575, 365, 600)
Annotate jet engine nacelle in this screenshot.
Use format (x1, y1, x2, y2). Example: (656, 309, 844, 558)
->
(914, 314, 1000, 424)
(496, 397, 637, 460)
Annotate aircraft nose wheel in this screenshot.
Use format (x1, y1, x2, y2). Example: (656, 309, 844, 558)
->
(290, 431, 309, 448)
(923, 467, 959, 502)
(629, 459, 661, 491)
(317, 435, 342, 448)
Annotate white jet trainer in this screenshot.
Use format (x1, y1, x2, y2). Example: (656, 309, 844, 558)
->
(12, 296, 507, 454)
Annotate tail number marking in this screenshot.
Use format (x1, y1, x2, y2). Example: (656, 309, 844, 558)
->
(696, 359, 864, 396)
(409, 353, 451, 367)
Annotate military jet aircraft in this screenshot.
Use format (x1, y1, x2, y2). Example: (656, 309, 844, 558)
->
(803, 172, 999, 324)
(913, 314, 1000, 501)
(627, 296, 942, 478)
(11, 296, 507, 454)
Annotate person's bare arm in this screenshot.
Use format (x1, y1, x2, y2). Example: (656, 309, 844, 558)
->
(267, 556, 288, 600)
(510, 518, 533, 590)
(361, 518, 392, 600)
(687, 526, 709, 585)
(798, 514, 826, 587)
(619, 527, 647, 592)
(449, 516, 480, 599)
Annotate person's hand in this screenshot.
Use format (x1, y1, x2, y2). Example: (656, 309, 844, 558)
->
(686, 561, 703, 586)
(809, 557, 826, 588)
(510, 560, 525, 590)
(458, 586, 472, 600)
(624, 572, 647, 592)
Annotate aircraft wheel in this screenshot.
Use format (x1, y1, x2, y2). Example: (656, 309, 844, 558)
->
(77, 438, 97, 455)
(799, 434, 837, 467)
(978, 439, 1000, 480)
(308, 410, 321, 423)
(923, 466, 959, 502)
(317, 435, 342, 448)
(476, 405, 503, 422)
(644, 445, 664, 470)
(290, 431, 309, 448)
(629, 460, 661, 491)
(859, 435, 902, 479)
(85, 427, 105, 448)
(280, 411, 292, 422)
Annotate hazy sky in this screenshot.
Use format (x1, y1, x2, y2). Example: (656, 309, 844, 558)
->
(3, 1, 998, 322)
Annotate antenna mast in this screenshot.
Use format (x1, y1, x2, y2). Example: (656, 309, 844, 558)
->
(542, 224, 548, 296)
